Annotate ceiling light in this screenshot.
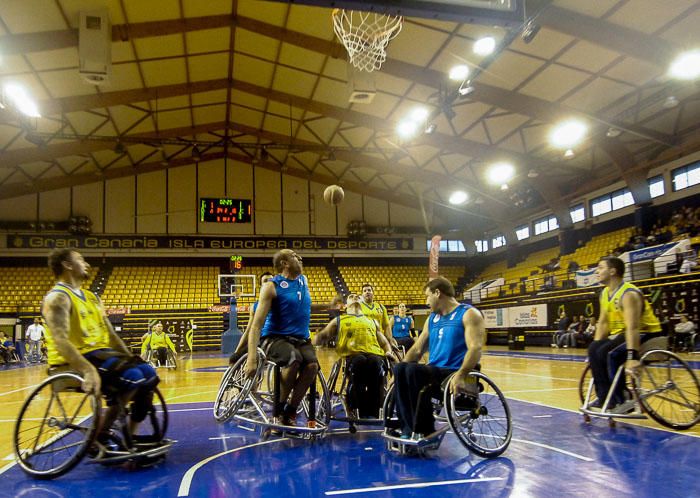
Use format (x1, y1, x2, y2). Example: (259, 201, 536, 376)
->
(114, 141, 126, 155)
(549, 119, 587, 149)
(527, 169, 539, 178)
(424, 123, 437, 134)
(3, 83, 40, 117)
(458, 81, 474, 96)
(448, 64, 469, 81)
(669, 50, 700, 80)
(564, 148, 575, 158)
(473, 36, 496, 56)
(521, 21, 541, 44)
(500, 183, 509, 191)
(487, 162, 515, 185)
(397, 119, 419, 139)
(410, 107, 429, 122)
(663, 96, 679, 108)
(606, 127, 621, 138)
(449, 190, 468, 205)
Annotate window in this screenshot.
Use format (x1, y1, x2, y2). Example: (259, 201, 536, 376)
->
(475, 240, 488, 253)
(591, 196, 611, 217)
(534, 215, 558, 235)
(570, 204, 585, 223)
(591, 187, 633, 217)
(492, 235, 506, 249)
(611, 188, 634, 210)
(648, 175, 664, 198)
(425, 239, 466, 252)
(672, 161, 700, 191)
(515, 225, 530, 241)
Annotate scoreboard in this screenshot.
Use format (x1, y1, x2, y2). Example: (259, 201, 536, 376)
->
(199, 198, 252, 223)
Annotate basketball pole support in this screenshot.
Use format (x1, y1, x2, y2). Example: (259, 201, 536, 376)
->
(221, 294, 243, 355)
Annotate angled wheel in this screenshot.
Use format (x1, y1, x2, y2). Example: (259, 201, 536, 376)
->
(635, 349, 700, 429)
(579, 363, 596, 406)
(382, 383, 399, 430)
(166, 349, 177, 370)
(14, 373, 100, 479)
(445, 372, 512, 458)
(213, 354, 255, 422)
(129, 387, 169, 444)
(300, 369, 331, 427)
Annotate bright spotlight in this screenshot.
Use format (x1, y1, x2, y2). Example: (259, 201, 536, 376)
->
(500, 183, 509, 191)
(449, 64, 469, 81)
(474, 36, 496, 56)
(549, 119, 587, 149)
(410, 107, 429, 122)
(449, 190, 468, 205)
(487, 162, 515, 185)
(669, 50, 700, 80)
(3, 83, 40, 117)
(397, 119, 419, 139)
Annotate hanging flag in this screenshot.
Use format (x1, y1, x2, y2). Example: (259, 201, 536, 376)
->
(429, 234, 441, 279)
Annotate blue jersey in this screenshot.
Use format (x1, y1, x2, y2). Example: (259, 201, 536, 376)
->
(261, 274, 311, 339)
(392, 316, 412, 338)
(428, 304, 475, 370)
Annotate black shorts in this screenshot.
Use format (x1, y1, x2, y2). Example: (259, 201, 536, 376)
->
(262, 335, 317, 368)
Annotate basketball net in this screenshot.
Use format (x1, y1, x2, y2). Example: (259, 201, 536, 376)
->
(332, 9, 403, 72)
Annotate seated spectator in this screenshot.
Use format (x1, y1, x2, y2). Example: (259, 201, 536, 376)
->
(567, 261, 580, 272)
(680, 249, 698, 274)
(674, 315, 697, 351)
(552, 310, 570, 348)
(559, 315, 587, 348)
(0, 332, 14, 363)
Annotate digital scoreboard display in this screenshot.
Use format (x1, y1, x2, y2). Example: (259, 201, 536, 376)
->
(199, 198, 252, 223)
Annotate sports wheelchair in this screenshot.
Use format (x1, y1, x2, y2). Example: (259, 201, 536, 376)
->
(580, 336, 700, 429)
(13, 367, 172, 479)
(325, 355, 393, 433)
(214, 347, 331, 439)
(144, 347, 177, 370)
(382, 369, 512, 457)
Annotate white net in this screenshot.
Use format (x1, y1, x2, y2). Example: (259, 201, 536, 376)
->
(332, 9, 403, 72)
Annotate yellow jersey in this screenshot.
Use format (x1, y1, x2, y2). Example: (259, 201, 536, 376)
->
(360, 301, 389, 332)
(336, 314, 386, 358)
(146, 332, 175, 350)
(601, 282, 661, 336)
(43, 283, 110, 366)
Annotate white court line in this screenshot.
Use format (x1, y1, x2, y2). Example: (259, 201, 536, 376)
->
(0, 386, 37, 398)
(512, 438, 593, 462)
(487, 368, 579, 383)
(168, 407, 213, 414)
(505, 387, 578, 394)
(324, 477, 505, 495)
(532, 415, 552, 418)
(166, 391, 218, 402)
(178, 438, 288, 496)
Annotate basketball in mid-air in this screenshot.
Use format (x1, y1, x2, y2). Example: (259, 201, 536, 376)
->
(323, 185, 344, 205)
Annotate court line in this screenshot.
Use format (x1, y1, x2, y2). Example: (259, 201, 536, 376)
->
(166, 390, 218, 402)
(0, 386, 37, 398)
(486, 368, 579, 383)
(504, 387, 578, 394)
(511, 438, 593, 461)
(324, 477, 505, 495)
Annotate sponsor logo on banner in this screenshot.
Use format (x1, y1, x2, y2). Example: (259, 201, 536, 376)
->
(509, 304, 548, 327)
(429, 235, 441, 279)
(106, 307, 130, 315)
(209, 304, 250, 313)
(482, 308, 508, 328)
(629, 243, 677, 263)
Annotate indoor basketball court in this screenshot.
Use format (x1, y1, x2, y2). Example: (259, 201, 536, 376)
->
(1, 0, 700, 496)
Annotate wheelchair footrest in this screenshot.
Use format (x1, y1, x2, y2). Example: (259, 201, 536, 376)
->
(382, 429, 446, 455)
(89, 438, 174, 466)
(580, 405, 646, 420)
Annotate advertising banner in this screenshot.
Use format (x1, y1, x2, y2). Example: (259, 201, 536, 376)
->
(508, 304, 548, 327)
(482, 308, 508, 329)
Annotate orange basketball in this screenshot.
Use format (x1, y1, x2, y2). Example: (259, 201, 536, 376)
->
(323, 185, 344, 205)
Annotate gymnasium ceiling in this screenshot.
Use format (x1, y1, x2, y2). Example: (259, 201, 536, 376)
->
(0, 0, 699, 235)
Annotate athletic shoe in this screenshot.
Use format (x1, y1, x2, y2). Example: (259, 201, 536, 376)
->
(282, 405, 298, 426)
(610, 400, 636, 414)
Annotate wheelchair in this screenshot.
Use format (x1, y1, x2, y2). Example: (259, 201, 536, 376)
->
(579, 336, 700, 429)
(325, 355, 393, 433)
(213, 347, 331, 439)
(382, 369, 512, 457)
(144, 347, 177, 370)
(13, 368, 172, 479)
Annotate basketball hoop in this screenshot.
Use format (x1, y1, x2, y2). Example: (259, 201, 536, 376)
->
(332, 9, 403, 72)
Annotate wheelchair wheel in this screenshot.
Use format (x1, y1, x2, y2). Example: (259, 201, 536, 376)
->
(300, 369, 331, 426)
(445, 372, 512, 458)
(213, 353, 255, 422)
(14, 373, 101, 479)
(382, 383, 399, 429)
(578, 364, 597, 406)
(128, 386, 169, 444)
(166, 349, 177, 370)
(635, 350, 700, 430)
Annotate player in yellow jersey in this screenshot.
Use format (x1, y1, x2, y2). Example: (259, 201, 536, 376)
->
(313, 294, 395, 418)
(360, 283, 395, 347)
(42, 249, 159, 447)
(141, 322, 177, 366)
(589, 256, 662, 413)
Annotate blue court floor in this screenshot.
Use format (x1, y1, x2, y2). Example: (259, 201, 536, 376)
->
(2, 392, 698, 498)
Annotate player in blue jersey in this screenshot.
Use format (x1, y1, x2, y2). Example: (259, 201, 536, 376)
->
(391, 276, 485, 438)
(245, 250, 318, 426)
(390, 303, 415, 351)
(229, 272, 273, 365)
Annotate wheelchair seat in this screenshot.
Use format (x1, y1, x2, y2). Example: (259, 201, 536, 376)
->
(14, 368, 172, 479)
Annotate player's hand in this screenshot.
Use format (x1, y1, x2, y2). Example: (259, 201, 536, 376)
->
(245, 356, 258, 378)
(385, 351, 397, 363)
(450, 370, 477, 396)
(625, 359, 642, 377)
(82, 366, 101, 396)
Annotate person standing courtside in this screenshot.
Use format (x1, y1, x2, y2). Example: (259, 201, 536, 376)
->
(390, 303, 415, 351)
(391, 277, 485, 438)
(588, 256, 662, 413)
(42, 249, 159, 447)
(26, 317, 46, 362)
(361, 284, 394, 346)
(245, 250, 318, 427)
